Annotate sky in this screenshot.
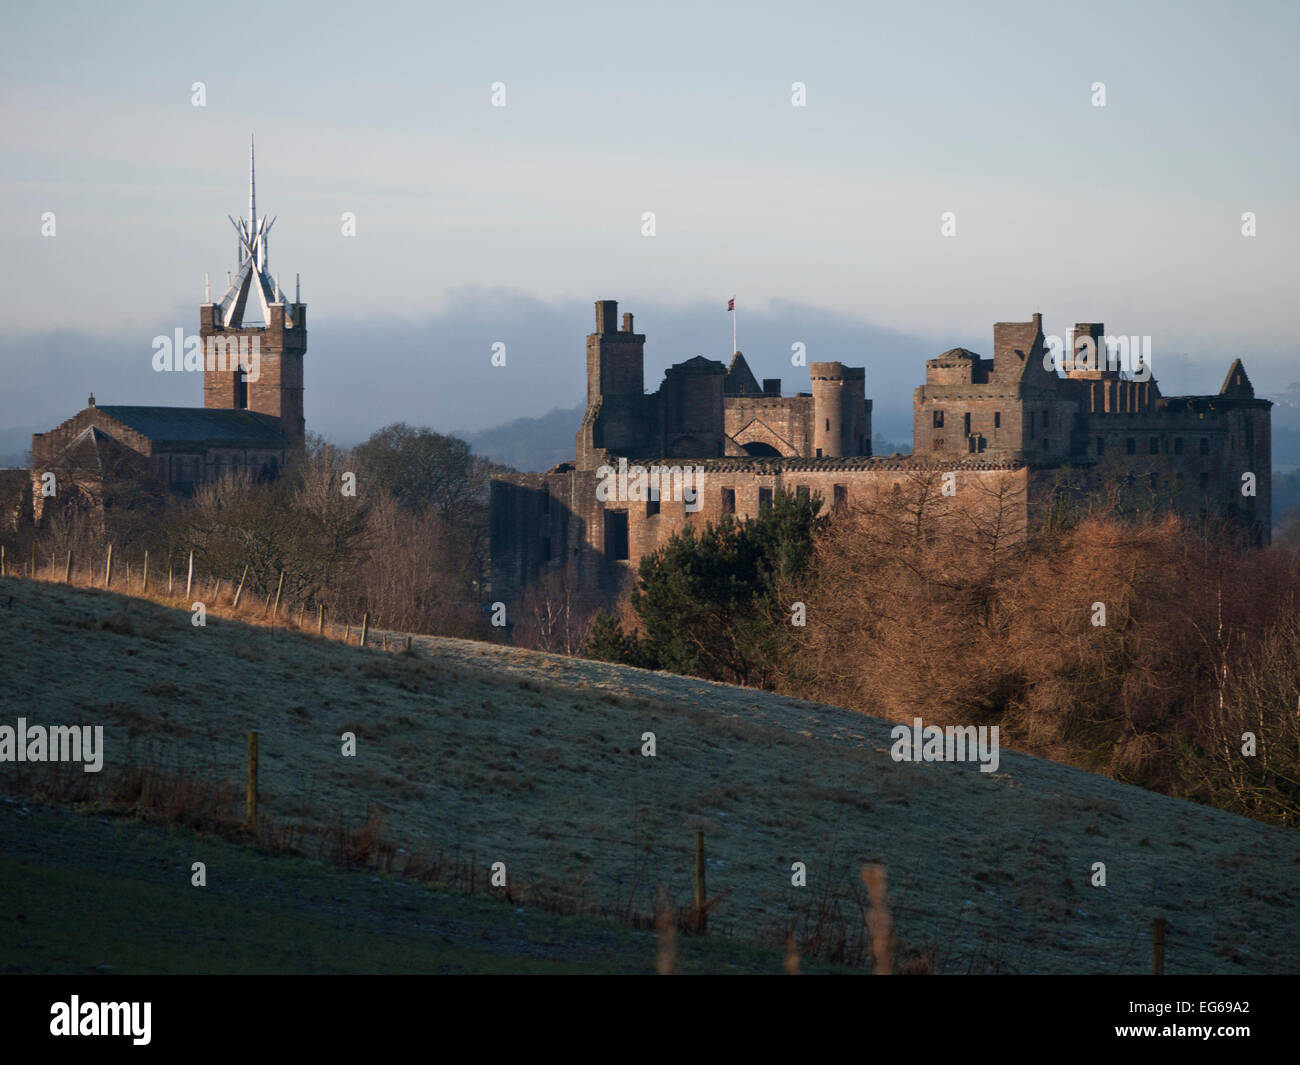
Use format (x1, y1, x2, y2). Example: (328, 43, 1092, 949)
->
(1, 0, 1296, 449)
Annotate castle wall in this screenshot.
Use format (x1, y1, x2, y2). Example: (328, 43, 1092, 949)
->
(724, 395, 815, 455)
(490, 458, 1032, 607)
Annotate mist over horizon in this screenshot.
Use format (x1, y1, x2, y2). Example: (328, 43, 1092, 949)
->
(3, 286, 1287, 466)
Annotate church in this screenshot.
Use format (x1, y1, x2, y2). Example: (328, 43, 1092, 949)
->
(25, 137, 307, 523)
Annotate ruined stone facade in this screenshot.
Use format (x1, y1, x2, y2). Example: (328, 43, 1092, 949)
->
(576, 301, 871, 468)
(490, 303, 1272, 606)
(912, 315, 1272, 536)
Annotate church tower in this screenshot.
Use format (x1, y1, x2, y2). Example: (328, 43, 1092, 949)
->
(200, 135, 307, 444)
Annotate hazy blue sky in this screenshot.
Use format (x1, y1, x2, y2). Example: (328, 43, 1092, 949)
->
(1, 0, 1296, 446)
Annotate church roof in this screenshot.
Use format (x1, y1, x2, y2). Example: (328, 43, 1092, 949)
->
(48, 425, 125, 471)
(95, 406, 290, 448)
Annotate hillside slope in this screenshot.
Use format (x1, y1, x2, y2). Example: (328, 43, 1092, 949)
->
(2, 575, 1297, 974)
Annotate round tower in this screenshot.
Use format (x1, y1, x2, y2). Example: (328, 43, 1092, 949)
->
(811, 362, 849, 457)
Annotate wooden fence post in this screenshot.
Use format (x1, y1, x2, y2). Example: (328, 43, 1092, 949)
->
(104, 544, 113, 588)
(318, 604, 325, 634)
(360, 613, 369, 647)
(1, 543, 5, 577)
(232, 564, 248, 608)
(168, 566, 174, 595)
(1152, 917, 1165, 975)
(345, 623, 351, 642)
(695, 830, 707, 935)
(142, 549, 149, 592)
(64, 549, 73, 583)
(405, 635, 412, 652)
(185, 550, 194, 599)
(246, 730, 260, 827)
(272, 570, 285, 618)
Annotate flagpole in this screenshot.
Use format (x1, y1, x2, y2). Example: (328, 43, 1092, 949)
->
(732, 296, 737, 355)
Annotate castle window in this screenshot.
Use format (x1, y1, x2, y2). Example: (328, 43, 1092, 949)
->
(825, 418, 830, 431)
(1200, 437, 1209, 455)
(968, 437, 976, 453)
(1175, 438, 1183, 455)
(1149, 437, 1159, 455)
(1096, 437, 1105, 455)
(994, 412, 1001, 429)
(759, 487, 773, 511)
(604, 510, 629, 561)
(815, 448, 822, 457)
(964, 412, 971, 435)
(833, 485, 848, 510)
(1126, 438, 1136, 455)
(646, 497, 659, 518)
(722, 488, 735, 514)
(234, 373, 248, 409)
(933, 410, 944, 428)
(796, 485, 810, 502)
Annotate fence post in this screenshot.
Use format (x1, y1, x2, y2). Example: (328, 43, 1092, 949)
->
(168, 566, 173, 595)
(1152, 917, 1165, 975)
(185, 550, 194, 599)
(272, 570, 285, 618)
(1, 543, 5, 577)
(104, 543, 113, 588)
(232, 564, 248, 608)
(142, 549, 149, 592)
(695, 830, 707, 935)
(360, 613, 369, 647)
(405, 635, 412, 652)
(64, 549, 73, 583)
(318, 604, 325, 634)
(31, 541, 36, 578)
(246, 730, 260, 827)
(345, 623, 351, 642)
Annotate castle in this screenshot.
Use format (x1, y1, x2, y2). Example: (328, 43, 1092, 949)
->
(490, 301, 1272, 604)
(18, 137, 306, 524)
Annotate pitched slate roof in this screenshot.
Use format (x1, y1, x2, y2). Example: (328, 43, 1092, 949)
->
(49, 425, 125, 470)
(95, 406, 290, 448)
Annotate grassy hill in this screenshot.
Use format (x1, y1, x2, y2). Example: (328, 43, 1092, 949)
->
(2, 574, 1298, 974)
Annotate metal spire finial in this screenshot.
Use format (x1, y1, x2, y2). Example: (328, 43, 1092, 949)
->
(249, 133, 256, 250)
(215, 135, 294, 328)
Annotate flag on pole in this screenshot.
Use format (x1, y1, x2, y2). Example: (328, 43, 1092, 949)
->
(727, 298, 735, 312)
